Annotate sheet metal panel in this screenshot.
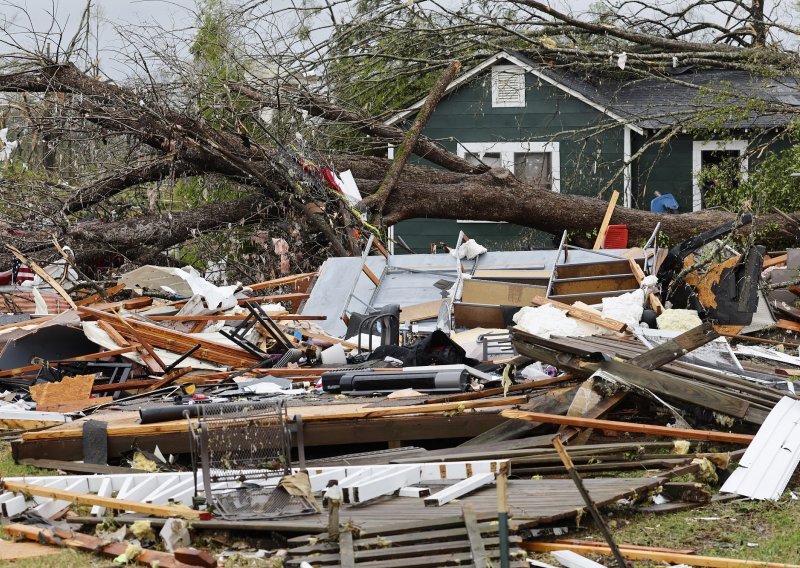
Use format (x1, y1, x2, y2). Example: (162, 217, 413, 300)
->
(721, 396, 800, 500)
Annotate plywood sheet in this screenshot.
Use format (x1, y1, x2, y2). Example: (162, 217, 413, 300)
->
(30, 374, 95, 408)
(0, 541, 62, 560)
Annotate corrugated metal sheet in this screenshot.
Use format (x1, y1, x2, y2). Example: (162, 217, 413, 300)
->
(0, 288, 70, 315)
(721, 396, 800, 500)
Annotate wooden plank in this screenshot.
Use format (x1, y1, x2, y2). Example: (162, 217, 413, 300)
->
(763, 253, 788, 269)
(249, 272, 317, 292)
(0, 541, 62, 560)
(628, 322, 719, 370)
(551, 274, 638, 296)
(4, 523, 192, 567)
(593, 190, 619, 250)
(400, 300, 442, 323)
(80, 306, 260, 367)
(17, 458, 146, 475)
(554, 539, 694, 555)
(339, 530, 355, 568)
(424, 473, 495, 507)
(97, 320, 131, 346)
(628, 258, 664, 313)
(526, 541, 800, 568)
(0, 363, 45, 378)
(4, 244, 77, 309)
(143, 366, 193, 393)
(75, 283, 125, 306)
(1, 480, 201, 519)
(113, 312, 166, 373)
(500, 409, 753, 444)
(777, 318, 800, 332)
(300, 396, 528, 422)
(530, 297, 627, 333)
(146, 314, 326, 321)
(555, 260, 639, 279)
(362, 265, 381, 286)
(450, 528, 494, 568)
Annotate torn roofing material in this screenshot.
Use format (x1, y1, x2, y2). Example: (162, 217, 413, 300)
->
(721, 396, 800, 500)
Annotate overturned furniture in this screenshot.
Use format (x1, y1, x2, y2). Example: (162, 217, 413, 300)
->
(188, 399, 317, 520)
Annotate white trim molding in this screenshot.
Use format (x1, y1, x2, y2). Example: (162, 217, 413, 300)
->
(691, 140, 748, 212)
(456, 141, 560, 223)
(623, 126, 632, 208)
(491, 65, 525, 108)
(384, 51, 644, 135)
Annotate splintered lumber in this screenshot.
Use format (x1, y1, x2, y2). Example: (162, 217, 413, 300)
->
(593, 190, 619, 250)
(3, 524, 194, 567)
(143, 366, 193, 392)
(114, 312, 166, 373)
(79, 306, 260, 367)
(249, 272, 317, 291)
(500, 409, 754, 444)
(4, 244, 78, 310)
(530, 297, 627, 333)
(1, 480, 201, 519)
(29, 374, 95, 411)
(525, 542, 800, 568)
(75, 283, 125, 306)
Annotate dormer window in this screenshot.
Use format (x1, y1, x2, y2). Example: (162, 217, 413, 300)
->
(492, 65, 525, 107)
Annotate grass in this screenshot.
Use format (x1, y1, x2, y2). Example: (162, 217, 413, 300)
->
(530, 489, 800, 566)
(0, 442, 55, 478)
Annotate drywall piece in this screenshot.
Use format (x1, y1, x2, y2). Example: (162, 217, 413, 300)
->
(721, 396, 800, 500)
(424, 472, 495, 507)
(551, 549, 608, 568)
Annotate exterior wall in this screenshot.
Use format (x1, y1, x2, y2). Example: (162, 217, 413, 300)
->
(631, 130, 792, 213)
(393, 63, 626, 253)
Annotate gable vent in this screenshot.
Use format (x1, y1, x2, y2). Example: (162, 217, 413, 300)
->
(492, 65, 525, 107)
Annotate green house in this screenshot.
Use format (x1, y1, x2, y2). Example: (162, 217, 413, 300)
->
(384, 50, 796, 253)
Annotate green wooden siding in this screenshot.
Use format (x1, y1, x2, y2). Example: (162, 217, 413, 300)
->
(395, 62, 625, 253)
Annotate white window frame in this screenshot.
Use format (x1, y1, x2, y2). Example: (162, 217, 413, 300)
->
(456, 141, 560, 223)
(491, 65, 525, 108)
(691, 140, 748, 212)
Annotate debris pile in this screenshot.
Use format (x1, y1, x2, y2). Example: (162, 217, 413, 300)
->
(2, 222, 800, 567)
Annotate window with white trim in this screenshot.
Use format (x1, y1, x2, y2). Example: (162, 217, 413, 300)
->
(691, 140, 748, 212)
(491, 65, 525, 108)
(457, 141, 560, 222)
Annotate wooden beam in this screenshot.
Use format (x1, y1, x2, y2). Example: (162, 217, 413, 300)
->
(462, 503, 489, 568)
(146, 314, 326, 321)
(592, 190, 619, 250)
(248, 272, 317, 292)
(113, 313, 165, 374)
(97, 320, 131, 346)
(339, 530, 355, 568)
(362, 265, 381, 286)
(424, 473, 494, 507)
(628, 258, 664, 313)
(143, 366, 193, 393)
(1, 480, 201, 519)
(777, 319, 800, 333)
(66, 345, 140, 361)
(501, 409, 754, 444)
(629, 322, 719, 370)
(530, 297, 627, 333)
(75, 283, 125, 306)
(4, 245, 77, 309)
(763, 253, 788, 269)
(525, 542, 800, 568)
